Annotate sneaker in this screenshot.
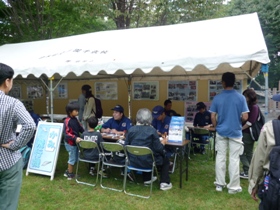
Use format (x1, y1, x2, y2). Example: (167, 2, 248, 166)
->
(228, 188, 242, 194)
(89, 167, 97, 176)
(216, 186, 223, 192)
(63, 169, 69, 177)
(240, 172, 248, 179)
(67, 173, 75, 180)
(144, 176, 157, 185)
(98, 170, 108, 178)
(160, 182, 172, 191)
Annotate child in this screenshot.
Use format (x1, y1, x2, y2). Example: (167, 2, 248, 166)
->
(81, 116, 104, 176)
(64, 101, 84, 180)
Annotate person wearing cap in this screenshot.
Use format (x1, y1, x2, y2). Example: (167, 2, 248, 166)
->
(101, 105, 133, 179)
(101, 105, 132, 136)
(192, 102, 212, 154)
(164, 99, 181, 117)
(152, 105, 171, 137)
(151, 105, 175, 164)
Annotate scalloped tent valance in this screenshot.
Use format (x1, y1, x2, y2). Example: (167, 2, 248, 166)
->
(0, 13, 269, 80)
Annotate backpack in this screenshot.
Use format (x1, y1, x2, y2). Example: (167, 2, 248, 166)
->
(261, 119, 280, 210)
(249, 106, 265, 141)
(19, 145, 31, 169)
(92, 96, 103, 119)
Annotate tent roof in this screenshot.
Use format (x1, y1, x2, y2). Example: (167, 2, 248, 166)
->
(0, 13, 270, 80)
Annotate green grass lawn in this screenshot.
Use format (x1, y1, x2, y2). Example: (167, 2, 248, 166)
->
(19, 147, 259, 210)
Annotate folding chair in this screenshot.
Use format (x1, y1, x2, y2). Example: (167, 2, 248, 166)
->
(124, 145, 159, 199)
(191, 128, 213, 160)
(100, 142, 126, 192)
(75, 140, 101, 187)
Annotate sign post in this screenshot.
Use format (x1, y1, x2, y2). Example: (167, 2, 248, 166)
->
(26, 121, 63, 180)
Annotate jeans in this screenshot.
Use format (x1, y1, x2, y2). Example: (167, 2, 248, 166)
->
(0, 158, 23, 210)
(240, 132, 254, 174)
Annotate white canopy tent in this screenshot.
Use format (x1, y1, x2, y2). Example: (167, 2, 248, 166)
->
(0, 13, 270, 121)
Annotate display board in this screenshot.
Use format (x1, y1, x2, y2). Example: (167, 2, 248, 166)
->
(168, 116, 185, 143)
(26, 121, 63, 180)
(132, 81, 159, 100)
(167, 80, 197, 101)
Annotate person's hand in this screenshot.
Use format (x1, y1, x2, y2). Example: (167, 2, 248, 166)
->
(161, 136, 168, 145)
(111, 129, 118, 134)
(76, 138, 82, 143)
(1, 140, 15, 149)
(251, 187, 258, 201)
(103, 128, 111, 133)
(204, 125, 211, 129)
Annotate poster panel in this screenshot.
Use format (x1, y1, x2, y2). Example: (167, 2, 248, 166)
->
(95, 82, 118, 100)
(26, 121, 63, 180)
(168, 80, 197, 101)
(132, 81, 159, 100)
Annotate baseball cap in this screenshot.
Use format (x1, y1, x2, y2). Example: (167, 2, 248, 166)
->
(152, 105, 164, 118)
(196, 102, 206, 110)
(272, 94, 280, 102)
(111, 105, 124, 113)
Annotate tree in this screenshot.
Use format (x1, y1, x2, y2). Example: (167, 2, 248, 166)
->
(225, 0, 280, 88)
(0, 0, 115, 45)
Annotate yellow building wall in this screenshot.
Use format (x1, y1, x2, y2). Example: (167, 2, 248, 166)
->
(16, 78, 247, 119)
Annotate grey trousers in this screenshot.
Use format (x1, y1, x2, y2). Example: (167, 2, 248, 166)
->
(0, 158, 23, 210)
(240, 132, 255, 174)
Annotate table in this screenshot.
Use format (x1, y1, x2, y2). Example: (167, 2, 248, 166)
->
(101, 133, 124, 142)
(166, 140, 190, 189)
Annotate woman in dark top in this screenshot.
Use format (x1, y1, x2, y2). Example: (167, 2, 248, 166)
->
(125, 108, 172, 191)
(240, 89, 259, 179)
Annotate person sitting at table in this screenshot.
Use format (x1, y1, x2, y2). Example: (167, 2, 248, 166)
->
(125, 108, 172, 191)
(152, 105, 171, 137)
(101, 105, 132, 167)
(163, 99, 181, 117)
(101, 105, 132, 136)
(192, 102, 212, 154)
(151, 105, 175, 171)
(81, 116, 106, 177)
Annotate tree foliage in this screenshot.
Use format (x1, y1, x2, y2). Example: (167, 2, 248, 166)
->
(0, 0, 115, 44)
(226, 0, 280, 88)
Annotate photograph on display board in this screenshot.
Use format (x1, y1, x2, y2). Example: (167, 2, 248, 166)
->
(132, 81, 159, 100)
(208, 80, 242, 101)
(184, 101, 212, 123)
(168, 80, 197, 101)
(27, 85, 44, 99)
(53, 83, 68, 99)
(9, 84, 21, 99)
(95, 82, 118, 100)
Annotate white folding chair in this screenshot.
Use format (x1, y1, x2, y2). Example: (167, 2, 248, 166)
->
(124, 145, 159, 199)
(75, 140, 101, 187)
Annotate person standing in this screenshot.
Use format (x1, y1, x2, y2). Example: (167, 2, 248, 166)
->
(78, 85, 86, 123)
(240, 89, 259, 179)
(210, 72, 249, 194)
(82, 85, 96, 130)
(64, 101, 84, 180)
(0, 63, 36, 210)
